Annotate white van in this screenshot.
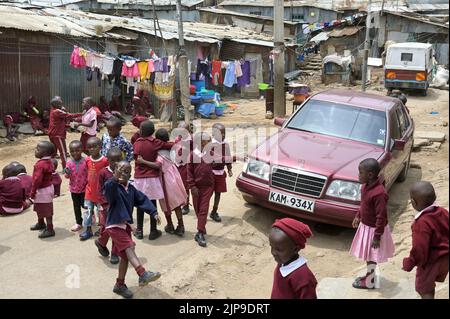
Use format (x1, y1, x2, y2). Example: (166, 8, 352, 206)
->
(384, 43, 434, 96)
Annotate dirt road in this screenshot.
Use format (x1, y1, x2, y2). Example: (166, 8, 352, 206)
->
(0, 87, 448, 299)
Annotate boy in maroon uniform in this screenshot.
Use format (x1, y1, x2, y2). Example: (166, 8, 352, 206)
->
(48, 96, 80, 169)
(402, 181, 449, 299)
(9, 162, 33, 207)
(95, 147, 123, 265)
(30, 141, 56, 238)
(187, 132, 215, 247)
(270, 218, 317, 299)
(174, 121, 193, 215)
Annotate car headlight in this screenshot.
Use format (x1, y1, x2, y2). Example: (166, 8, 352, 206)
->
(326, 180, 362, 201)
(244, 158, 270, 181)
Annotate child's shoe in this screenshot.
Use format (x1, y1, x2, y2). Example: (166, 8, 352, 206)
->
(38, 229, 55, 238)
(181, 205, 190, 215)
(95, 239, 109, 257)
(113, 284, 133, 299)
(133, 229, 144, 240)
(110, 254, 119, 265)
(71, 224, 82, 232)
(175, 225, 185, 237)
(80, 231, 93, 241)
(164, 224, 175, 235)
(30, 223, 46, 231)
(210, 212, 222, 222)
(194, 232, 207, 247)
(138, 271, 161, 287)
(94, 229, 101, 237)
(148, 230, 162, 240)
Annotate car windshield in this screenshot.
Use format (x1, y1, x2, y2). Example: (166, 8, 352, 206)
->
(286, 99, 387, 147)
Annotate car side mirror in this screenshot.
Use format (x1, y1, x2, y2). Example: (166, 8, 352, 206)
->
(274, 117, 286, 127)
(393, 139, 406, 151)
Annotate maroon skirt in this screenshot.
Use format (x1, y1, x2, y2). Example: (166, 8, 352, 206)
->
(34, 203, 53, 218)
(177, 165, 188, 190)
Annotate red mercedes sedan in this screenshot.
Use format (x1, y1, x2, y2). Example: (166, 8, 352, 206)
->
(236, 89, 414, 227)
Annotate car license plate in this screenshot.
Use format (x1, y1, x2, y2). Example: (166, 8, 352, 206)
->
(268, 190, 315, 213)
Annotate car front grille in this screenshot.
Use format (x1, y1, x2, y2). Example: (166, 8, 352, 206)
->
(271, 167, 327, 198)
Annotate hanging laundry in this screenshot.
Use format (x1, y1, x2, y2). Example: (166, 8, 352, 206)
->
(92, 54, 103, 70)
(101, 56, 114, 75)
(196, 59, 209, 81)
(86, 67, 93, 81)
(223, 62, 236, 88)
(211, 60, 223, 86)
(249, 59, 257, 79)
(161, 57, 169, 73)
(126, 77, 136, 95)
(154, 59, 163, 72)
(85, 51, 95, 68)
(70, 46, 86, 68)
(121, 59, 140, 78)
(137, 61, 149, 82)
(108, 59, 123, 86)
(235, 60, 243, 78)
(147, 59, 155, 73)
(168, 55, 176, 77)
(237, 60, 250, 87)
(96, 68, 102, 87)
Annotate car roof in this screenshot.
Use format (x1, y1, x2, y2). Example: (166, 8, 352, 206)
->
(389, 42, 433, 50)
(310, 89, 397, 112)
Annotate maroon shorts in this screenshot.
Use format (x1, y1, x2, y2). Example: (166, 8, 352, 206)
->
(213, 172, 227, 193)
(416, 256, 449, 295)
(106, 225, 135, 259)
(33, 202, 53, 218)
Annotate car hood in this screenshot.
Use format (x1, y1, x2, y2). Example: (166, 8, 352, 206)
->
(252, 128, 385, 181)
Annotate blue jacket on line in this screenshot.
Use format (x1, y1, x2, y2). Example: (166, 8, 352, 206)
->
(104, 178, 157, 226)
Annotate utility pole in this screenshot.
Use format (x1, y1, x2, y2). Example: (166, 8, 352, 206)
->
(176, 0, 191, 127)
(361, 0, 372, 92)
(273, 0, 286, 117)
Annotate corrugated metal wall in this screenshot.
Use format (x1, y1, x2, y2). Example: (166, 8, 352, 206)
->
(0, 38, 50, 117)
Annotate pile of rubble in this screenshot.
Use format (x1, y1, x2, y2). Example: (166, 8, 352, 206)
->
(413, 130, 447, 153)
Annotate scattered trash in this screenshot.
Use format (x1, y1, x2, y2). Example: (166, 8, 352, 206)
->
(429, 111, 439, 115)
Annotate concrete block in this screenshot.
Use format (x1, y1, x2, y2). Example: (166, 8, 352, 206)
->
(415, 131, 446, 142)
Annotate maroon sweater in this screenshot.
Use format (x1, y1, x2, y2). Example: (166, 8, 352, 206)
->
(356, 178, 389, 240)
(31, 158, 54, 198)
(133, 136, 174, 178)
(271, 262, 317, 299)
(211, 142, 233, 171)
(0, 177, 25, 209)
(403, 206, 449, 272)
(17, 173, 32, 199)
(187, 151, 214, 189)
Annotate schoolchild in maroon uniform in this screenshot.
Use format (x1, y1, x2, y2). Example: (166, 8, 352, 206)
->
(133, 120, 174, 240)
(95, 147, 123, 265)
(51, 159, 62, 197)
(24, 96, 44, 135)
(2, 112, 20, 141)
(30, 141, 57, 238)
(270, 218, 317, 299)
(173, 121, 193, 215)
(210, 123, 234, 222)
(130, 115, 147, 145)
(0, 164, 27, 216)
(349, 158, 395, 289)
(187, 132, 215, 247)
(99, 161, 161, 299)
(402, 181, 449, 299)
(48, 96, 80, 169)
(9, 162, 33, 208)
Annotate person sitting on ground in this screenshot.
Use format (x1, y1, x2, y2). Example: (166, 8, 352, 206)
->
(402, 181, 449, 299)
(2, 112, 20, 141)
(270, 218, 317, 299)
(0, 163, 29, 216)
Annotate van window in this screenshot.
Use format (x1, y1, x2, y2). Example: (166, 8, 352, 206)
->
(401, 53, 413, 62)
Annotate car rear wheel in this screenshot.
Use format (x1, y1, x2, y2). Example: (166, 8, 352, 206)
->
(396, 152, 411, 183)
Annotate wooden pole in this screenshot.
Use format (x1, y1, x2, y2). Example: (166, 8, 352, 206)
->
(176, 0, 191, 126)
(273, 0, 286, 117)
(361, 0, 372, 92)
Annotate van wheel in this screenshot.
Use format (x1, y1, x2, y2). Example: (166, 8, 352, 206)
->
(421, 89, 428, 96)
(396, 152, 411, 183)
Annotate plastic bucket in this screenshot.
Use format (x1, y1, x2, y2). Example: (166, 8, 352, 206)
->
(258, 83, 269, 90)
(191, 80, 206, 92)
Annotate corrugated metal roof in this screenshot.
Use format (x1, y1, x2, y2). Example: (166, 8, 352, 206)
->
(408, 3, 449, 11)
(219, 0, 341, 12)
(0, 6, 98, 37)
(199, 7, 298, 25)
(327, 26, 362, 37)
(97, 0, 204, 7)
(2, 0, 84, 7)
(384, 10, 449, 29)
